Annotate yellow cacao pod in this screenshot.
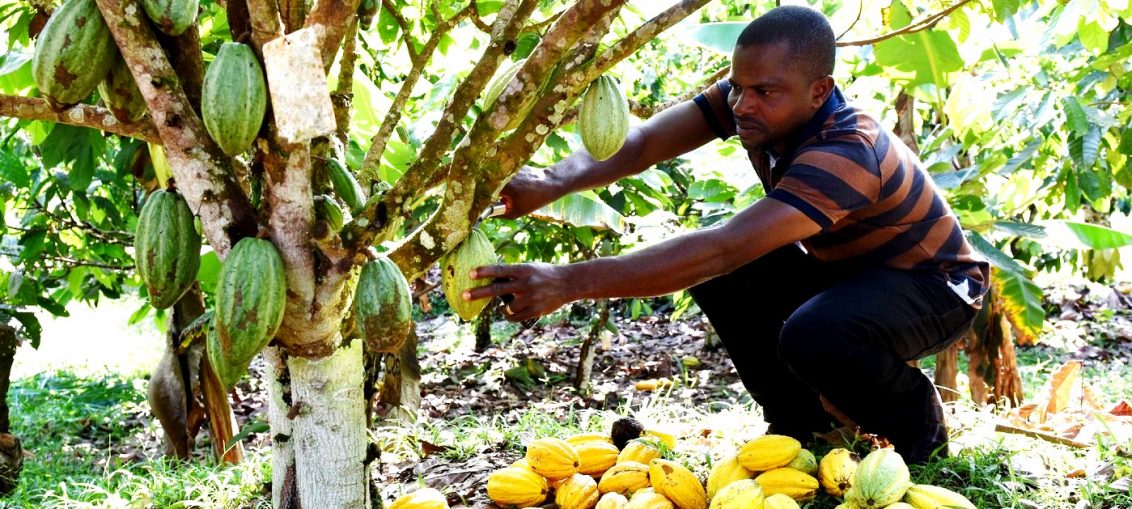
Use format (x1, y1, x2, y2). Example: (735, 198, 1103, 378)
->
(568, 432, 616, 447)
(762, 493, 802, 509)
(598, 461, 651, 495)
(786, 449, 818, 476)
(844, 449, 911, 509)
(707, 479, 763, 509)
(819, 448, 859, 497)
(754, 468, 818, 501)
(642, 430, 678, 449)
(885, 503, 916, 509)
(511, 457, 536, 472)
(626, 488, 675, 509)
(389, 488, 449, 509)
(557, 473, 601, 509)
(705, 455, 753, 500)
(618, 439, 662, 465)
(648, 459, 707, 509)
(487, 466, 549, 508)
(736, 435, 801, 472)
(526, 437, 581, 480)
(577, 440, 621, 477)
(902, 484, 976, 509)
(597, 492, 629, 509)
(836, 503, 863, 509)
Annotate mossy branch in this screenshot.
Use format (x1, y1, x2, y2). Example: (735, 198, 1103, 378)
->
(0, 95, 160, 142)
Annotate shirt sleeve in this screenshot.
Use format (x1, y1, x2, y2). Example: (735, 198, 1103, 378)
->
(692, 79, 736, 140)
(766, 135, 882, 231)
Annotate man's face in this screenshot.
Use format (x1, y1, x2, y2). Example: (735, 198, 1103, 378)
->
(727, 42, 830, 151)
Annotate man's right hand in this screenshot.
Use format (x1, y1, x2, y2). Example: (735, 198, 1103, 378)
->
(499, 166, 563, 219)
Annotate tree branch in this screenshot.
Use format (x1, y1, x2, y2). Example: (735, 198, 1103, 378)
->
(246, 0, 285, 53)
(836, 0, 974, 47)
(303, 0, 363, 71)
(387, 0, 627, 280)
(381, 0, 418, 63)
(0, 95, 159, 142)
(332, 18, 359, 145)
(343, 0, 549, 256)
(95, 0, 257, 255)
(25, 199, 132, 245)
(582, 0, 713, 86)
(559, 65, 729, 126)
(358, 5, 472, 186)
(158, 26, 206, 117)
(0, 247, 132, 272)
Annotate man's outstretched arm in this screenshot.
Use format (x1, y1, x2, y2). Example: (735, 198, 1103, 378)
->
(502, 100, 719, 218)
(467, 198, 822, 322)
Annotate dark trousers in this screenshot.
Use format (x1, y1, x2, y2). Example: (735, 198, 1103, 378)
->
(689, 245, 976, 463)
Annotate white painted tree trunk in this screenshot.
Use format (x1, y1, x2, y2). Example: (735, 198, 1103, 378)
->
(266, 338, 369, 508)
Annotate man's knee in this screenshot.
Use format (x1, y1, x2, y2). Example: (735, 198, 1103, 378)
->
(777, 308, 845, 368)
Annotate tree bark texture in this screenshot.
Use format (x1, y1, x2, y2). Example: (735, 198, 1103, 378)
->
(966, 290, 1024, 406)
(935, 343, 960, 403)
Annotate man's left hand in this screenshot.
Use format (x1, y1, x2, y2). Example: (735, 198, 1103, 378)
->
(464, 262, 572, 322)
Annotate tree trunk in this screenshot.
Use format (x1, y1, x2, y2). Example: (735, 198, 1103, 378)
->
(266, 338, 368, 508)
(379, 328, 423, 425)
(0, 324, 22, 496)
(575, 299, 610, 394)
(474, 310, 493, 353)
(935, 343, 960, 403)
(965, 291, 1024, 405)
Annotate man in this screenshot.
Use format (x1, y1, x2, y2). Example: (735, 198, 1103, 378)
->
(464, 5, 989, 463)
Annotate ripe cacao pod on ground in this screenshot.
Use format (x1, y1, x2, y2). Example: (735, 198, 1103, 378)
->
(210, 237, 286, 388)
(33, 0, 118, 107)
(626, 488, 675, 509)
(786, 449, 818, 476)
(901, 484, 976, 509)
(567, 432, 616, 447)
(762, 492, 803, 509)
(487, 466, 549, 507)
(885, 503, 916, 509)
(618, 439, 662, 466)
(99, 56, 146, 122)
(598, 461, 650, 495)
(708, 479, 763, 509)
(706, 455, 753, 500)
(202, 42, 267, 157)
(142, 0, 199, 36)
(819, 447, 859, 497)
(754, 468, 819, 501)
(525, 437, 581, 480)
(844, 449, 911, 509)
(440, 229, 498, 321)
(578, 75, 630, 161)
(389, 487, 449, 509)
(648, 459, 707, 509)
(556, 473, 601, 509)
(736, 435, 801, 472)
(577, 440, 620, 477)
(597, 492, 629, 509)
(354, 257, 412, 353)
(134, 189, 201, 310)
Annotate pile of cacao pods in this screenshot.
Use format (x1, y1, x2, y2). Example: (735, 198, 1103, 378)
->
(386, 417, 980, 509)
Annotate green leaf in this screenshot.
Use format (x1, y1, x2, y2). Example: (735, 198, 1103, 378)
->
(992, 0, 1020, 21)
(475, 0, 502, 16)
(965, 231, 1027, 274)
(39, 125, 105, 191)
(531, 191, 626, 233)
(10, 310, 42, 348)
(225, 419, 270, 454)
(376, 7, 400, 45)
(0, 50, 33, 94)
(1063, 97, 1089, 134)
(682, 22, 746, 54)
(873, 26, 963, 88)
(1120, 128, 1132, 155)
(196, 250, 221, 296)
(992, 221, 1047, 238)
(1055, 221, 1132, 249)
(996, 269, 1045, 342)
(1077, 19, 1109, 54)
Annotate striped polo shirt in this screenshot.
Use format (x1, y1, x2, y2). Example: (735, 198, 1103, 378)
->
(694, 81, 990, 307)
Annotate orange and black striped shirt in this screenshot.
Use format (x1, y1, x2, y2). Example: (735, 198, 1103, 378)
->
(694, 82, 990, 307)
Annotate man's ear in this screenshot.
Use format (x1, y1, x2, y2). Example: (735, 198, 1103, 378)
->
(811, 76, 834, 107)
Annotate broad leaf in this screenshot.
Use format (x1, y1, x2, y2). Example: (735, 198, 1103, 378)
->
(40, 125, 105, 191)
(874, 1, 963, 88)
(992, 221, 1047, 238)
(966, 231, 1028, 274)
(532, 191, 626, 233)
(1047, 220, 1132, 249)
(1063, 96, 1089, 134)
(995, 268, 1044, 344)
(682, 22, 745, 54)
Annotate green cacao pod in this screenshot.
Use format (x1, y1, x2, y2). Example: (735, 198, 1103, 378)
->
(211, 237, 287, 388)
(786, 449, 818, 476)
(99, 56, 146, 122)
(844, 449, 911, 509)
(202, 42, 267, 157)
(134, 189, 201, 309)
(142, 0, 199, 36)
(313, 195, 345, 232)
(483, 58, 531, 131)
(32, 0, 118, 108)
(354, 257, 412, 353)
(327, 158, 366, 214)
(440, 229, 498, 321)
(578, 75, 629, 161)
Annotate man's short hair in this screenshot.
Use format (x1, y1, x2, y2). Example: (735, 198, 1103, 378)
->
(736, 5, 836, 79)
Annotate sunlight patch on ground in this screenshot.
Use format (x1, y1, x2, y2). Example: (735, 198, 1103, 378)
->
(12, 296, 164, 380)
